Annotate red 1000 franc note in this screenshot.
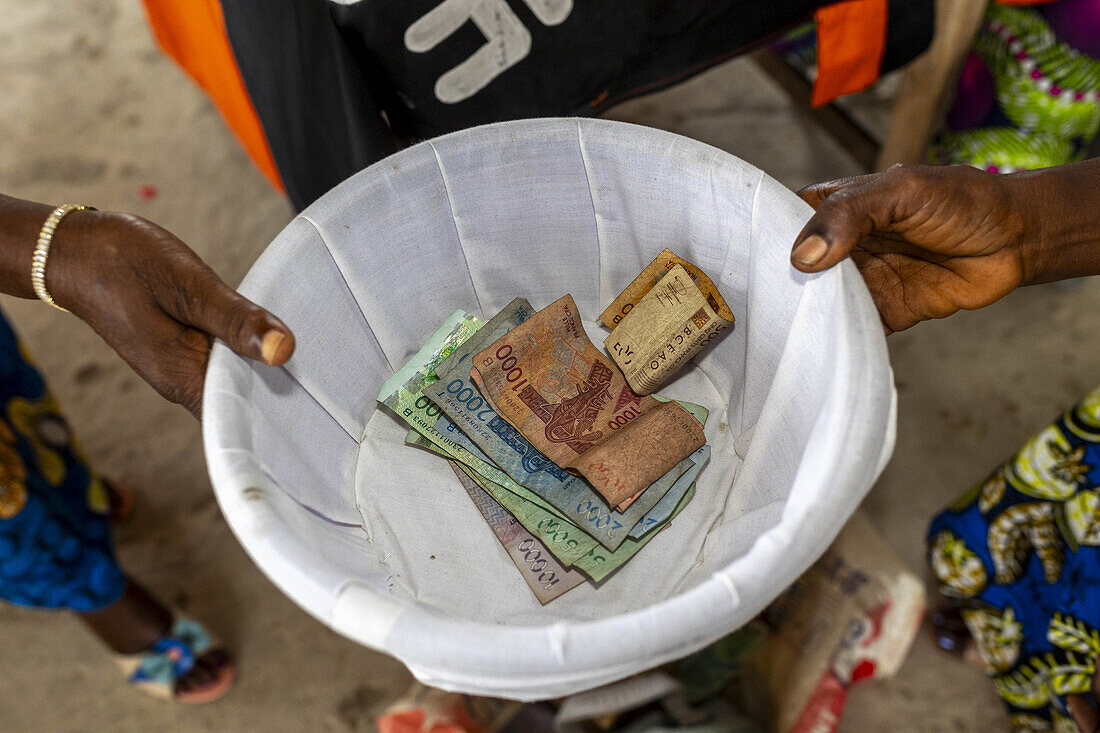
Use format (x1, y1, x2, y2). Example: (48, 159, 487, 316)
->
(469, 294, 705, 507)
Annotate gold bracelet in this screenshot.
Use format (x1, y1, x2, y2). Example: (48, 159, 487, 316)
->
(31, 204, 95, 313)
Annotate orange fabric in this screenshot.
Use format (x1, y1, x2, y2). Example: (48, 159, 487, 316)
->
(141, 0, 283, 192)
(812, 0, 889, 107)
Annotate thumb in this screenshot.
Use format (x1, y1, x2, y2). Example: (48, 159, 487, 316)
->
(790, 173, 903, 273)
(227, 300, 296, 367)
(206, 290, 296, 366)
(167, 266, 296, 366)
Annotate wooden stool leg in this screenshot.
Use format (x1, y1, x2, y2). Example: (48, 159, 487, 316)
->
(875, 0, 989, 170)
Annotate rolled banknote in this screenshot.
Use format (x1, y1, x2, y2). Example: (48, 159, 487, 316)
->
(615, 396, 709, 512)
(604, 261, 734, 395)
(448, 461, 586, 604)
(599, 248, 734, 328)
(429, 298, 699, 551)
(470, 294, 705, 507)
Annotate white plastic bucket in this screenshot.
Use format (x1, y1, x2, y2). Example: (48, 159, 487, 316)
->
(202, 118, 896, 700)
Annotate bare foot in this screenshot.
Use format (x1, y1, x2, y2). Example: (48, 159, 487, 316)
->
(929, 606, 986, 671)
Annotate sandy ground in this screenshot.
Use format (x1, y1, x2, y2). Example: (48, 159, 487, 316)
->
(3, 2, 1097, 730)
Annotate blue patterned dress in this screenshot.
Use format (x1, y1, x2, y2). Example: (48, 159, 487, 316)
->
(930, 386, 1100, 732)
(0, 312, 125, 612)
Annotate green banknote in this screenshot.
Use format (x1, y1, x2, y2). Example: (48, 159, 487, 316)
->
(380, 309, 702, 577)
(572, 484, 696, 583)
(427, 298, 707, 551)
(404, 431, 596, 565)
(411, 430, 695, 583)
(378, 310, 574, 519)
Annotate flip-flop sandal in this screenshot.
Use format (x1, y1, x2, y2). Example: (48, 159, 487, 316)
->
(114, 617, 236, 703)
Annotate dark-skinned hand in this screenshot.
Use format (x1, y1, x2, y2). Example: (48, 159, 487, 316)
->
(47, 210, 294, 417)
(790, 164, 1034, 334)
(1067, 667, 1100, 733)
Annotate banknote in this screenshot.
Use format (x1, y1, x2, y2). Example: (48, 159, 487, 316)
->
(427, 416, 699, 546)
(599, 248, 735, 329)
(470, 294, 705, 506)
(411, 432, 693, 583)
(435, 376, 688, 550)
(433, 297, 535, 383)
(378, 309, 482, 415)
(429, 298, 698, 550)
(377, 308, 565, 519)
(378, 310, 598, 564)
(605, 263, 735, 395)
(628, 444, 709, 539)
(609, 399, 707, 513)
(408, 430, 696, 582)
(404, 431, 596, 565)
(402, 329, 700, 550)
(448, 461, 586, 604)
(655, 395, 709, 424)
(572, 483, 696, 584)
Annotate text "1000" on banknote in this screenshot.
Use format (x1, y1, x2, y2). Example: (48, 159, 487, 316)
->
(377, 248, 731, 603)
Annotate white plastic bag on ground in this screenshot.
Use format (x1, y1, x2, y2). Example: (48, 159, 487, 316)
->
(202, 118, 896, 700)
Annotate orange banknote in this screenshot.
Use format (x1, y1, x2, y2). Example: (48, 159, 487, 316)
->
(470, 294, 705, 507)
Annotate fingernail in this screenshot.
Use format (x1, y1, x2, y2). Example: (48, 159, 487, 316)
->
(792, 235, 828, 266)
(260, 330, 286, 365)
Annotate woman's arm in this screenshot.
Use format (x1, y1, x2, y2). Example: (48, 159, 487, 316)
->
(1013, 159, 1100, 284)
(0, 195, 63, 300)
(0, 194, 294, 416)
(790, 159, 1100, 333)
